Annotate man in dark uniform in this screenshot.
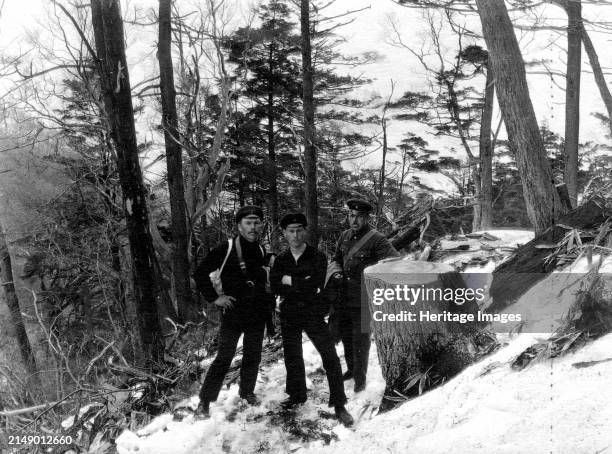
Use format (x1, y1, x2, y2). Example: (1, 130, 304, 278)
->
(332, 199, 399, 392)
(270, 213, 354, 426)
(193, 206, 271, 418)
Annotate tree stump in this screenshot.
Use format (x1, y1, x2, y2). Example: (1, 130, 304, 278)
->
(364, 260, 483, 406)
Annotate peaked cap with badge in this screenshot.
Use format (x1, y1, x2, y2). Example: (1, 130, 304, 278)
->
(346, 199, 374, 214)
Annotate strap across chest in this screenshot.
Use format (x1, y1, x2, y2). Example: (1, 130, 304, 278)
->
(343, 229, 377, 269)
(234, 235, 265, 277)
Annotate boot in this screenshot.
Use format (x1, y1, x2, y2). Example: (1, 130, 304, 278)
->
(242, 393, 261, 406)
(342, 371, 354, 381)
(194, 400, 210, 420)
(354, 382, 366, 393)
(334, 404, 354, 427)
(280, 396, 307, 409)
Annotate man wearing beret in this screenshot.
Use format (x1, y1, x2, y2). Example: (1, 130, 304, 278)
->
(332, 199, 399, 392)
(270, 213, 354, 426)
(193, 205, 272, 418)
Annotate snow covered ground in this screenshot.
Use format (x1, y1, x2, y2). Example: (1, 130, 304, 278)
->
(114, 229, 612, 454)
(116, 339, 388, 454)
(115, 329, 612, 454)
(306, 332, 612, 454)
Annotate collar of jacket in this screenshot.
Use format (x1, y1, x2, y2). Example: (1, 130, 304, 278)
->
(283, 243, 315, 260)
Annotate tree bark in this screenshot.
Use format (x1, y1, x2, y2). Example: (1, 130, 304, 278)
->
(300, 0, 319, 246)
(476, 0, 566, 234)
(395, 152, 408, 218)
(478, 63, 494, 230)
(91, 0, 164, 367)
(377, 118, 388, 225)
(564, 0, 582, 208)
(364, 260, 481, 408)
(158, 0, 194, 322)
(0, 225, 38, 379)
(580, 23, 612, 134)
(267, 84, 280, 252)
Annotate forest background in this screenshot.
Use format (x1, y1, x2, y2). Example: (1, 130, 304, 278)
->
(1, 0, 612, 447)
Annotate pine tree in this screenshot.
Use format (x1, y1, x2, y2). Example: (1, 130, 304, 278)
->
(225, 0, 302, 249)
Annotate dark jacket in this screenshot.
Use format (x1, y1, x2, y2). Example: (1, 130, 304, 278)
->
(332, 225, 399, 307)
(270, 245, 328, 318)
(194, 235, 269, 317)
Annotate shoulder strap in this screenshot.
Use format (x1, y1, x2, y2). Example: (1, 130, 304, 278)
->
(344, 229, 377, 268)
(236, 235, 264, 275)
(235, 236, 267, 284)
(219, 239, 233, 276)
(235, 235, 247, 274)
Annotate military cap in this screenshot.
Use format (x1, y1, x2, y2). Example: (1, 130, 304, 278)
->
(280, 213, 308, 229)
(346, 198, 373, 214)
(235, 205, 263, 223)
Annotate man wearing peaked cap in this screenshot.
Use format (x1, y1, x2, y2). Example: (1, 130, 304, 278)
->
(331, 199, 399, 393)
(279, 212, 307, 229)
(235, 205, 264, 223)
(270, 213, 354, 426)
(194, 205, 273, 418)
(346, 198, 374, 214)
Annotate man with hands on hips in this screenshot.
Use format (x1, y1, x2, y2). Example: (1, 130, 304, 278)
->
(193, 205, 273, 419)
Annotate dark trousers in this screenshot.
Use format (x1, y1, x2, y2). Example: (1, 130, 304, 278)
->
(199, 315, 265, 403)
(339, 306, 371, 388)
(280, 314, 347, 406)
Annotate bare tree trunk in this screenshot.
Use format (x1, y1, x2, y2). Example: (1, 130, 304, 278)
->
(580, 24, 612, 134)
(476, 0, 565, 234)
(0, 225, 38, 379)
(564, 0, 582, 208)
(119, 241, 142, 359)
(395, 153, 408, 218)
(158, 0, 194, 322)
(478, 63, 494, 230)
(91, 0, 164, 366)
(267, 89, 280, 252)
(377, 118, 388, 225)
(300, 0, 319, 246)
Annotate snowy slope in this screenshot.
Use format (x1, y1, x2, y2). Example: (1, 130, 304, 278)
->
(115, 320, 612, 454)
(308, 332, 612, 454)
(114, 230, 612, 454)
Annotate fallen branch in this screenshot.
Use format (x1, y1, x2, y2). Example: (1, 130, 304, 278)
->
(1, 388, 82, 423)
(83, 340, 116, 378)
(109, 364, 177, 384)
(0, 402, 62, 417)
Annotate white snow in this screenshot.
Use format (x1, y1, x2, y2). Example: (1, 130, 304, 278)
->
(115, 229, 612, 454)
(305, 331, 612, 454)
(116, 338, 387, 454)
(443, 229, 535, 273)
(115, 330, 612, 453)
